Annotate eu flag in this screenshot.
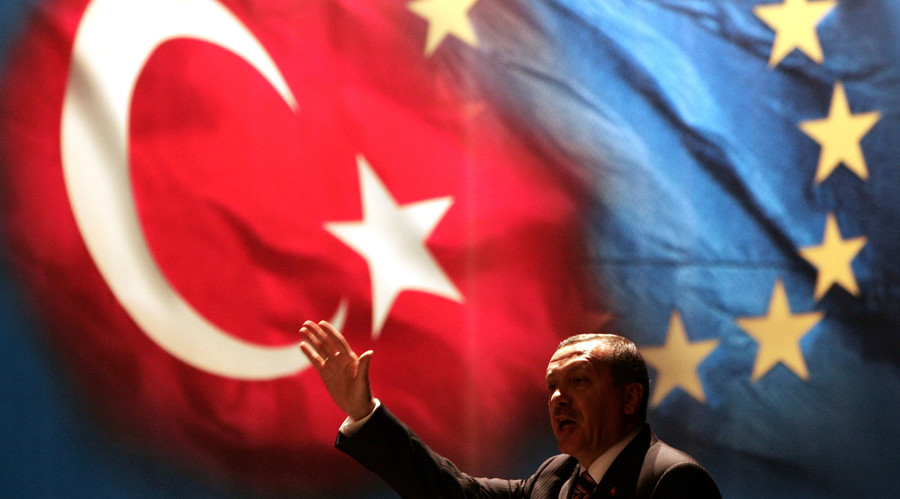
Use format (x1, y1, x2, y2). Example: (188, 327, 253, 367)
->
(469, 0, 900, 497)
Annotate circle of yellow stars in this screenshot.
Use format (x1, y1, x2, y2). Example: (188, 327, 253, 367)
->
(404, 0, 879, 406)
(640, 0, 880, 408)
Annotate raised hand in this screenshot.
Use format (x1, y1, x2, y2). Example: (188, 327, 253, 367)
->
(299, 320, 376, 421)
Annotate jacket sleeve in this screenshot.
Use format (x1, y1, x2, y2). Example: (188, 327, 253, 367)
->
(334, 404, 569, 499)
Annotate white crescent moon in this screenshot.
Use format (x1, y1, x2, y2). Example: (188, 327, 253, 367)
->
(61, 0, 345, 380)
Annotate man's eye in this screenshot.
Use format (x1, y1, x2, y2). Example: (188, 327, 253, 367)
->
(547, 383, 556, 392)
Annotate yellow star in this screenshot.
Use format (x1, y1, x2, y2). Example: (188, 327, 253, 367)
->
(799, 213, 867, 300)
(799, 82, 881, 183)
(641, 311, 719, 407)
(753, 0, 837, 66)
(735, 279, 823, 382)
(408, 0, 479, 56)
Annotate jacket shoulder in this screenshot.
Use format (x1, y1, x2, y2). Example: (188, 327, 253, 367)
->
(638, 436, 721, 499)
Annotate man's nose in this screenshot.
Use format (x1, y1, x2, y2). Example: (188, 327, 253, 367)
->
(549, 388, 568, 407)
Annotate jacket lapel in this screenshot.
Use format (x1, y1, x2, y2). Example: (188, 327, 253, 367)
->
(593, 424, 652, 498)
(557, 465, 579, 499)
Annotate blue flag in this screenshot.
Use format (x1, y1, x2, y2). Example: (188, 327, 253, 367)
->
(462, 0, 900, 497)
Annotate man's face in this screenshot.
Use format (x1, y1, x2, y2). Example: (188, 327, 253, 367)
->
(545, 340, 638, 466)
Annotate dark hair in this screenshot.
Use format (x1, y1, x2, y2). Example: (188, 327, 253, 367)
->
(557, 333, 650, 421)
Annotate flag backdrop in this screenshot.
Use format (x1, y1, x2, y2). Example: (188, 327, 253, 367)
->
(2, 0, 899, 497)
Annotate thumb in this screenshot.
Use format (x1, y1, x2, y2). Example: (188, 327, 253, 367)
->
(357, 350, 374, 380)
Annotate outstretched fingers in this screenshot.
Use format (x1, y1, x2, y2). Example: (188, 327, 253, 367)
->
(298, 340, 325, 370)
(299, 321, 333, 370)
(318, 320, 356, 359)
(299, 320, 358, 371)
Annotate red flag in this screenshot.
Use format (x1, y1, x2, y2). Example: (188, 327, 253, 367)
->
(1, 0, 601, 492)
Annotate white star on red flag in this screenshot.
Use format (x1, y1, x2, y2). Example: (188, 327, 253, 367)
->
(325, 155, 463, 338)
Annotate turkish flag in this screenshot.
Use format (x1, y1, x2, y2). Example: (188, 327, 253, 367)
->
(1, 0, 601, 493)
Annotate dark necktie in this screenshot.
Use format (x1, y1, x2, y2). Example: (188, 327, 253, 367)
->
(571, 470, 596, 499)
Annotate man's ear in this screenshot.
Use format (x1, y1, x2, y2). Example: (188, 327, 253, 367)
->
(623, 382, 643, 416)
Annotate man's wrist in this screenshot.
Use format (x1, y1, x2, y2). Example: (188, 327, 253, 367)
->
(339, 398, 381, 437)
(348, 398, 377, 422)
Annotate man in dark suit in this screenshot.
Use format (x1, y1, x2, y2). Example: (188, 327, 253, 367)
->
(299, 321, 721, 498)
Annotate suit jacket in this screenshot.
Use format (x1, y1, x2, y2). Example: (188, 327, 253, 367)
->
(336, 405, 721, 499)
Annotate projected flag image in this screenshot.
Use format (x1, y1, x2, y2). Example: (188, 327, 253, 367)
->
(2, 0, 899, 497)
